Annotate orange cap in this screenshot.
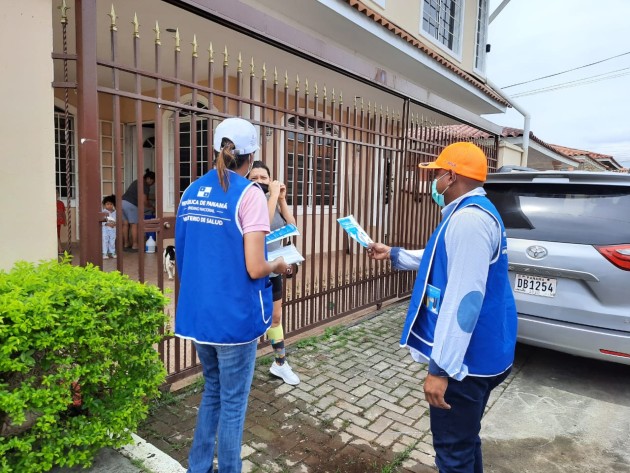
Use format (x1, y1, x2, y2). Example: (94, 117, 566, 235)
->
(419, 142, 488, 182)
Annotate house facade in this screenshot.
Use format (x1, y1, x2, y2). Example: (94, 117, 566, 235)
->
(3, 0, 511, 382)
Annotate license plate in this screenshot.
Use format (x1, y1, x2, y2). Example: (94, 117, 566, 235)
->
(514, 274, 557, 297)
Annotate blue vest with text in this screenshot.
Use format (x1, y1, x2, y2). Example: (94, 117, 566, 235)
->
(400, 195, 517, 376)
(174, 169, 273, 345)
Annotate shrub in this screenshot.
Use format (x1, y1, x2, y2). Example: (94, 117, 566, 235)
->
(0, 259, 168, 472)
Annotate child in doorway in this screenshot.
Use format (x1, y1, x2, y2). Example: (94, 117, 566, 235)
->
(102, 195, 117, 259)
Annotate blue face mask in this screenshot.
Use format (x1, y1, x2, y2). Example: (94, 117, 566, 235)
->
(431, 173, 450, 207)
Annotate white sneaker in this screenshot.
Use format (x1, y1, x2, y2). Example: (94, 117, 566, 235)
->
(103, 255, 109, 259)
(270, 361, 300, 385)
(110, 253, 117, 258)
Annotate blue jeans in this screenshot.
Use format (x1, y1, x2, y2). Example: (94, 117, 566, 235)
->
(429, 369, 511, 473)
(187, 340, 258, 473)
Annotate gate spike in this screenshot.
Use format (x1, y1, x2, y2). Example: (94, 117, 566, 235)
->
(153, 21, 160, 45)
(331, 88, 335, 103)
(58, 0, 70, 25)
(284, 71, 288, 88)
(314, 82, 318, 98)
(208, 42, 214, 63)
(295, 74, 300, 93)
(174, 28, 180, 51)
(339, 91, 343, 105)
(108, 4, 118, 31)
(323, 85, 327, 100)
(132, 12, 139, 38)
(274, 67, 278, 85)
(223, 46, 229, 66)
(305, 78, 309, 95)
(237, 52, 242, 73)
(262, 62, 267, 81)
(250, 57, 255, 77)
(191, 34, 198, 57)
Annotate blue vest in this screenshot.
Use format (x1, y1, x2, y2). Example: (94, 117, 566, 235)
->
(400, 195, 517, 376)
(174, 169, 273, 345)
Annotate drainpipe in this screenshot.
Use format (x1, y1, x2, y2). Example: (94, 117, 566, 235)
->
(486, 78, 530, 166)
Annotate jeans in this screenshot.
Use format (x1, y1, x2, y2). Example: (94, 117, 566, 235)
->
(187, 340, 258, 473)
(430, 369, 511, 473)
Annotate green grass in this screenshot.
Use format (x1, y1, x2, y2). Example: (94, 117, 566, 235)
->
(296, 325, 348, 348)
(379, 440, 419, 473)
(256, 355, 274, 367)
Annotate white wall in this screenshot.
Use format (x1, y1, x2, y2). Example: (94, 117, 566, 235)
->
(0, 0, 55, 270)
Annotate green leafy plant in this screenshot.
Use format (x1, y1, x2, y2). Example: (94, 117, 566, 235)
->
(0, 259, 168, 472)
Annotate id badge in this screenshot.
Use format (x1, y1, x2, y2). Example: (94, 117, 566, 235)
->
(424, 284, 441, 315)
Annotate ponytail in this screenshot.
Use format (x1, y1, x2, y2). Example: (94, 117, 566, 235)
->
(214, 139, 250, 191)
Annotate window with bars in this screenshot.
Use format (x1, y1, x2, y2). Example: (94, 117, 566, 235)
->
(178, 117, 209, 194)
(285, 118, 338, 208)
(54, 106, 76, 199)
(474, 0, 489, 73)
(421, 0, 463, 55)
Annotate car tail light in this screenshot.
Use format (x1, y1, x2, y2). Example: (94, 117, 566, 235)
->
(600, 349, 630, 359)
(595, 244, 630, 271)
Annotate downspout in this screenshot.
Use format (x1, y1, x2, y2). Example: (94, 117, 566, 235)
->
(486, 78, 531, 166)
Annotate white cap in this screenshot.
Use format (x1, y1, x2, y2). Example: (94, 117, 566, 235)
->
(212, 117, 259, 155)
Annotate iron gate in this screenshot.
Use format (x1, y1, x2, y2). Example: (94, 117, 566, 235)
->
(52, 0, 498, 384)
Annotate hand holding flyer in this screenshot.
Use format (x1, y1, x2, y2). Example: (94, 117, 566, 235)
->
(337, 215, 373, 248)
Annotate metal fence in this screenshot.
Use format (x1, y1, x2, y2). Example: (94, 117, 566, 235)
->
(52, 0, 497, 384)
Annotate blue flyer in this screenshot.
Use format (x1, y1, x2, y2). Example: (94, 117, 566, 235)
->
(337, 215, 373, 248)
(266, 223, 300, 245)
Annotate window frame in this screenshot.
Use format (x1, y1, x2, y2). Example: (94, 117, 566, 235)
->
(419, 0, 465, 60)
(284, 117, 339, 214)
(54, 106, 77, 204)
(473, 0, 489, 76)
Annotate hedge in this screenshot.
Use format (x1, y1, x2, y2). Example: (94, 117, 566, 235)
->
(0, 259, 168, 472)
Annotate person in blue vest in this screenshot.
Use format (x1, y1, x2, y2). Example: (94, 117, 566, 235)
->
(175, 117, 290, 473)
(367, 142, 517, 473)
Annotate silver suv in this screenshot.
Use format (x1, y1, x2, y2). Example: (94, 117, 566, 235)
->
(484, 171, 630, 365)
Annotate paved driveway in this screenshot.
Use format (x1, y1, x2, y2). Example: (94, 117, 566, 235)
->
(136, 302, 630, 472)
(483, 344, 630, 473)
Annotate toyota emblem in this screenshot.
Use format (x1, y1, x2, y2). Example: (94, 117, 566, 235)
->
(526, 245, 548, 259)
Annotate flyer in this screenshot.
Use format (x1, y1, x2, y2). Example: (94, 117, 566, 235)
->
(267, 244, 305, 265)
(266, 223, 300, 245)
(337, 214, 373, 248)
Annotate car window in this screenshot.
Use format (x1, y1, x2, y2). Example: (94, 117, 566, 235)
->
(484, 183, 630, 245)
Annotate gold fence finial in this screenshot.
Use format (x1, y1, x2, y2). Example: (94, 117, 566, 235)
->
(380, 104, 383, 116)
(208, 42, 214, 63)
(331, 88, 335, 103)
(132, 12, 139, 38)
(314, 82, 318, 98)
(339, 91, 343, 104)
(153, 21, 160, 44)
(361, 97, 364, 110)
(368, 101, 371, 114)
(59, 0, 70, 25)
(274, 67, 278, 84)
(250, 57, 255, 77)
(237, 52, 242, 72)
(223, 46, 229, 66)
(305, 78, 309, 95)
(295, 74, 300, 92)
(284, 71, 289, 88)
(323, 84, 327, 100)
(108, 4, 117, 31)
(191, 34, 198, 57)
(262, 63, 267, 80)
(174, 28, 180, 52)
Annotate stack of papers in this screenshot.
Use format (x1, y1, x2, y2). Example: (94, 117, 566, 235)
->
(267, 244, 305, 265)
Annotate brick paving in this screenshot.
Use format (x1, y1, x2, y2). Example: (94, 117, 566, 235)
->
(138, 301, 516, 472)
